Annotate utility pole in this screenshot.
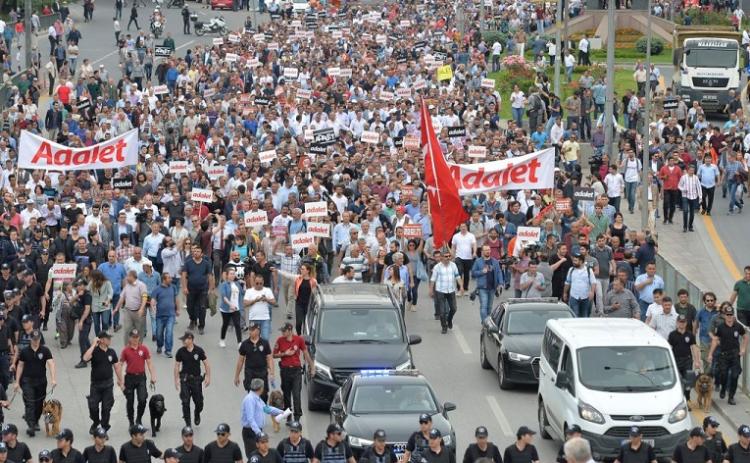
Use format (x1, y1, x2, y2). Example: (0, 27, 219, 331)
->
(24, 0, 32, 69)
(553, 0, 562, 95)
(562, 0, 568, 53)
(640, 0, 653, 228)
(603, 0, 615, 157)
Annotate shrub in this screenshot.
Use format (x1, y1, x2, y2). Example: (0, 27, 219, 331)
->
(680, 8, 732, 26)
(482, 31, 508, 46)
(635, 36, 665, 55)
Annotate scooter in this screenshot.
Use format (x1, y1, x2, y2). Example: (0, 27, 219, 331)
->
(167, 0, 184, 7)
(192, 14, 227, 36)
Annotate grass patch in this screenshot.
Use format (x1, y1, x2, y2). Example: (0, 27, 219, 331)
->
(590, 47, 673, 65)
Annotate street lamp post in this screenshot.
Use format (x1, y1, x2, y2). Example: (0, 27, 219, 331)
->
(553, 0, 562, 96)
(640, 0, 653, 228)
(24, 0, 32, 69)
(603, 0, 615, 157)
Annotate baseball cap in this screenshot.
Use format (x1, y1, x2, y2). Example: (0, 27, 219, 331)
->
(164, 449, 182, 460)
(287, 421, 302, 432)
(93, 427, 108, 439)
(739, 425, 750, 437)
(725, 307, 736, 315)
(0, 264, 9, 270)
(374, 430, 387, 441)
(179, 331, 194, 340)
(629, 426, 642, 437)
(38, 450, 52, 461)
(0, 443, 7, 453)
(182, 426, 194, 436)
(129, 424, 148, 435)
(97, 331, 111, 339)
(0, 311, 7, 320)
(677, 314, 687, 322)
(419, 413, 432, 423)
(567, 425, 583, 435)
(30, 330, 42, 341)
(215, 423, 231, 434)
(279, 322, 294, 332)
(326, 423, 343, 435)
(256, 432, 270, 442)
(2, 424, 17, 435)
(129, 329, 140, 338)
(690, 427, 706, 438)
(428, 429, 442, 439)
(26, 199, 33, 204)
(703, 416, 720, 428)
(475, 426, 489, 438)
(516, 426, 536, 438)
(249, 322, 260, 330)
(56, 428, 74, 441)
(21, 314, 32, 323)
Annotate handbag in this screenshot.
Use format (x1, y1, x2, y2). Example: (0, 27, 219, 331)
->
(416, 260, 429, 282)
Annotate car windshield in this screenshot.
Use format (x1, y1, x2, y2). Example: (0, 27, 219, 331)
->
(318, 309, 403, 343)
(351, 384, 439, 414)
(685, 48, 737, 68)
(506, 310, 572, 335)
(577, 346, 676, 392)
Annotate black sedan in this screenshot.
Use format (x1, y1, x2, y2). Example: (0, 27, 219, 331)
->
(480, 298, 574, 389)
(330, 370, 456, 459)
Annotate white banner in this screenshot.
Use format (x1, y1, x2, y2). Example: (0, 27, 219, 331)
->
(447, 148, 555, 195)
(19, 129, 139, 171)
(244, 211, 268, 228)
(50, 264, 77, 279)
(291, 232, 314, 251)
(307, 222, 330, 238)
(190, 188, 214, 202)
(304, 201, 327, 218)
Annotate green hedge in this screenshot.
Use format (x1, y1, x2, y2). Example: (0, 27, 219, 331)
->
(635, 36, 665, 55)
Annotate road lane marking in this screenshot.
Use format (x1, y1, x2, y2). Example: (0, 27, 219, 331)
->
(452, 324, 472, 354)
(176, 39, 196, 50)
(486, 395, 513, 436)
(91, 49, 120, 66)
(702, 216, 742, 280)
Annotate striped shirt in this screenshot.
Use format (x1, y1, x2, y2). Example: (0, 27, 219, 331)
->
(430, 261, 460, 294)
(340, 255, 368, 281)
(678, 173, 702, 200)
(280, 254, 301, 275)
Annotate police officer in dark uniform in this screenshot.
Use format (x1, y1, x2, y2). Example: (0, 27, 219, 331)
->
(312, 424, 355, 463)
(420, 429, 455, 463)
(181, 5, 190, 34)
(0, 310, 16, 392)
(50, 428, 83, 463)
(502, 427, 539, 463)
(277, 421, 314, 463)
(204, 423, 243, 463)
(702, 417, 726, 463)
(668, 314, 701, 402)
(174, 331, 211, 427)
(2, 424, 32, 463)
(726, 425, 750, 463)
(464, 426, 502, 463)
(14, 329, 55, 437)
(164, 449, 181, 463)
(234, 323, 273, 402)
(672, 427, 710, 463)
(556, 426, 582, 463)
(403, 414, 433, 463)
(16, 314, 43, 353)
(82, 332, 124, 434)
(118, 424, 162, 463)
(249, 432, 282, 463)
(708, 306, 748, 405)
(82, 427, 117, 463)
(40, 449, 53, 463)
(176, 427, 204, 463)
(359, 430, 397, 463)
(613, 427, 656, 463)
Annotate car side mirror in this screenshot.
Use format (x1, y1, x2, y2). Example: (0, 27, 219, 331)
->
(488, 325, 500, 335)
(302, 335, 312, 345)
(408, 334, 422, 345)
(443, 402, 456, 412)
(555, 373, 569, 390)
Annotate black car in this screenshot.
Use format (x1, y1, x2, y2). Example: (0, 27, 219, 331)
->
(303, 284, 422, 410)
(330, 370, 456, 459)
(480, 298, 573, 389)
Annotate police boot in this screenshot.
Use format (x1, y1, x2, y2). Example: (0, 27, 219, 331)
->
(728, 395, 737, 405)
(440, 318, 447, 334)
(194, 411, 201, 426)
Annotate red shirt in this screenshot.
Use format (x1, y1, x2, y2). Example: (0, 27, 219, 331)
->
(273, 335, 307, 368)
(120, 344, 151, 374)
(57, 86, 71, 105)
(659, 164, 683, 190)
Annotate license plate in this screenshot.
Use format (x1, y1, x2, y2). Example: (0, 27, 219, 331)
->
(703, 95, 718, 101)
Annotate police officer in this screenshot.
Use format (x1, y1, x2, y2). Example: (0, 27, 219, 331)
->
(119, 329, 156, 427)
(421, 429, 455, 463)
(672, 427, 710, 463)
(0, 443, 10, 463)
(40, 450, 53, 463)
(82, 427, 117, 463)
(118, 424, 162, 463)
(702, 417, 726, 463)
(277, 421, 314, 463)
(176, 427, 204, 463)
(403, 414, 433, 463)
(311, 424, 355, 463)
(359, 430, 397, 463)
(708, 306, 748, 405)
(204, 423, 243, 463)
(614, 427, 656, 463)
(164, 449, 181, 463)
(181, 5, 190, 34)
(556, 425, 582, 463)
(17, 314, 44, 350)
(14, 329, 56, 437)
(502, 427, 539, 463)
(0, 310, 15, 392)
(463, 426, 502, 463)
(249, 432, 282, 463)
(83, 332, 124, 434)
(174, 331, 211, 427)
(234, 323, 274, 402)
(51, 429, 83, 463)
(726, 425, 750, 463)
(2, 424, 32, 463)
(668, 314, 701, 402)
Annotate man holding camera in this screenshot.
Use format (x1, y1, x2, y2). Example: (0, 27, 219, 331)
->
(82, 331, 124, 434)
(470, 245, 503, 323)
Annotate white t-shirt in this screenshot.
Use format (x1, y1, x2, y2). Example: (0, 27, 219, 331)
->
(578, 38, 589, 53)
(244, 287, 274, 321)
(564, 54, 576, 68)
(451, 232, 477, 260)
(604, 173, 625, 198)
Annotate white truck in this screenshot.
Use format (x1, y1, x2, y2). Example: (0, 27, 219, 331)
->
(672, 26, 742, 112)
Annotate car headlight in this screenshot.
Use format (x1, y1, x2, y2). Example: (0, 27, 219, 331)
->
(668, 403, 688, 423)
(442, 434, 452, 447)
(314, 361, 332, 381)
(348, 436, 373, 448)
(395, 360, 412, 371)
(507, 351, 531, 362)
(578, 401, 605, 424)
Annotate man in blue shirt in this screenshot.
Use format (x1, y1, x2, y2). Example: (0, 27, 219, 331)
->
(240, 378, 285, 457)
(99, 250, 127, 332)
(530, 125, 548, 150)
(138, 261, 160, 342)
(697, 292, 719, 367)
(697, 155, 721, 216)
(151, 273, 178, 357)
(634, 262, 665, 321)
(181, 245, 214, 335)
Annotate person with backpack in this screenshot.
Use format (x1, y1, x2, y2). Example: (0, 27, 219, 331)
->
(563, 252, 596, 318)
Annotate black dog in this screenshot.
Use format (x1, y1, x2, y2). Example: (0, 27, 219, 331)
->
(148, 394, 166, 437)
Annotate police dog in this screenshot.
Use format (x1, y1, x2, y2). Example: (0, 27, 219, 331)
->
(695, 373, 715, 412)
(148, 394, 166, 437)
(42, 399, 62, 437)
(268, 390, 284, 432)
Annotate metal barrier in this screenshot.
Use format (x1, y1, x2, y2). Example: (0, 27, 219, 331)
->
(653, 253, 705, 310)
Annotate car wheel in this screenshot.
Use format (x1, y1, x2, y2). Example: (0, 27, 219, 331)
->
(538, 400, 552, 439)
(306, 384, 325, 411)
(497, 355, 512, 389)
(480, 336, 491, 370)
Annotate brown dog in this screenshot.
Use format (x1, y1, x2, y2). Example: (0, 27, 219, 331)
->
(268, 390, 284, 432)
(42, 399, 62, 437)
(694, 373, 714, 413)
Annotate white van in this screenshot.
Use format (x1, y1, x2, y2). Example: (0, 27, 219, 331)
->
(537, 318, 692, 460)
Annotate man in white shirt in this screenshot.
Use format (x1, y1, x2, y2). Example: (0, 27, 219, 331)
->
(20, 199, 41, 228)
(649, 296, 678, 339)
(577, 34, 590, 66)
(451, 223, 477, 297)
(243, 275, 276, 342)
(491, 41, 502, 71)
(620, 150, 641, 214)
(678, 164, 702, 232)
(332, 266, 358, 284)
(603, 164, 625, 213)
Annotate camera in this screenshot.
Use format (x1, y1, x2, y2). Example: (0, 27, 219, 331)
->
(469, 288, 479, 302)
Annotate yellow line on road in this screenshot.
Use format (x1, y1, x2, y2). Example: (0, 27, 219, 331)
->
(703, 216, 742, 281)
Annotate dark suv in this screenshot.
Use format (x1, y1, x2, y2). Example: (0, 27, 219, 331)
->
(303, 284, 422, 410)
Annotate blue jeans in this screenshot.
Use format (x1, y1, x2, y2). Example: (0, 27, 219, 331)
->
(566, 66, 573, 82)
(536, 19, 544, 33)
(112, 294, 121, 327)
(625, 181, 638, 212)
(478, 288, 495, 323)
(407, 279, 421, 305)
(149, 308, 157, 338)
(729, 181, 742, 212)
(511, 107, 524, 127)
(155, 315, 175, 354)
(251, 319, 271, 341)
(92, 310, 111, 335)
(569, 297, 592, 318)
(638, 299, 650, 321)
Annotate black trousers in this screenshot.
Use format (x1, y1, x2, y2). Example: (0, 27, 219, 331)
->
(183, 19, 190, 33)
(21, 377, 46, 427)
(454, 258, 473, 291)
(179, 376, 203, 423)
(435, 292, 457, 328)
(281, 367, 302, 420)
(123, 374, 147, 424)
(243, 369, 268, 402)
(88, 379, 115, 429)
(0, 352, 10, 391)
(701, 186, 715, 213)
(242, 427, 258, 458)
(127, 16, 139, 30)
(294, 302, 307, 335)
(717, 351, 742, 398)
(186, 290, 207, 329)
(220, 311, 241, 342)
(663, 189, 680, 222)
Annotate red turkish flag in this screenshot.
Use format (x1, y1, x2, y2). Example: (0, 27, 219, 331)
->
(420, 100, 468, 249)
